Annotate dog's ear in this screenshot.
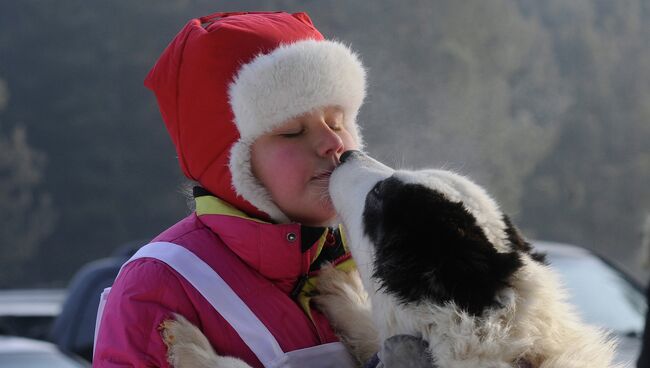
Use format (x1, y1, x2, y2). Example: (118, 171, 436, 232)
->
(372, 184, 525, 315)
(502, 215, 547, 264)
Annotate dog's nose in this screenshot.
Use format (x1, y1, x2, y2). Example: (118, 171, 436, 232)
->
(340, 150, 361, 164)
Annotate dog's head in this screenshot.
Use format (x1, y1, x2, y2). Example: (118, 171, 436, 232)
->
(330, 151, 544, 316)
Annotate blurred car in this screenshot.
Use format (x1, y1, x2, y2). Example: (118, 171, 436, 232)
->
(0, 288, 66, 340)
(535, 241, 646, 366)
(0, 240, 145, 363)
(48, 239, 145, 362)
(0, 335, 88, 367)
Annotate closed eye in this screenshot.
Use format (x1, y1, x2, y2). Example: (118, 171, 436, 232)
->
(280, 128, 304, 138)
(329, 124, 343, 132)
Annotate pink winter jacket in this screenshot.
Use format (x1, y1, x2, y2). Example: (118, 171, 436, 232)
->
(93, 194, 348, 367)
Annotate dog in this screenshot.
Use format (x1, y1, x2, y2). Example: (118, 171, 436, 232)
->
(160, 151, 619, 367)
(313, 150, 619, 367)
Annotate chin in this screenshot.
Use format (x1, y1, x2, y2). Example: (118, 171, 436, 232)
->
(286, 197, 338, 226)
(296, 211, 338, 227)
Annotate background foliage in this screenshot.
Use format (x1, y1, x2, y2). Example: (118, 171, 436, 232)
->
(0, 0, 648, 287)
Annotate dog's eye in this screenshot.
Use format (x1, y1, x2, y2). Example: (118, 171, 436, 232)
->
(372, 182, 382, 196)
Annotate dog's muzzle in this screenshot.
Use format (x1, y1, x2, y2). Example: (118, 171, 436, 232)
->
(340, 150, 362, 164)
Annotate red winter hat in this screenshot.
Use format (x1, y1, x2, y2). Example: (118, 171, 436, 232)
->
(145, 11, 366, 222)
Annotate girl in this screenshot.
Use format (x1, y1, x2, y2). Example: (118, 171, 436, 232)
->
(93, 11, 366, 368)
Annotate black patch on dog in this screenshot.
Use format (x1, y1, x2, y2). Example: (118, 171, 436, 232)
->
(363, 177, 524, 316)
(502, 215, 547, 264)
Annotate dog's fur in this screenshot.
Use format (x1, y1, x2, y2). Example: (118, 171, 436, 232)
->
(317, 151, 619, 367)
(160, 316, 252, 368)
(160, 152, 619, 367)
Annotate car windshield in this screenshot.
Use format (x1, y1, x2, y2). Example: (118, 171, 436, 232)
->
(547, 252, 646, 335)
(0, 352, 86, 367)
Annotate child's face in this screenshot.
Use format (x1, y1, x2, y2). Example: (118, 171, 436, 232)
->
(251, 105, 358, 225)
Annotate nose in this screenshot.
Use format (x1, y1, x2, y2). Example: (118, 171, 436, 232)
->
(316, 124, 345, 158)
(340, 150, 361, 164)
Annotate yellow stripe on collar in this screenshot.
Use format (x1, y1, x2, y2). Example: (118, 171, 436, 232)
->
(297, 258, 357, 321)
(195, 195, 270, 223)
(338, 224, 350, 253)
(296, 225, 356, 321)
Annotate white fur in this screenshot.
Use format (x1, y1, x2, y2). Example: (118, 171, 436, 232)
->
(324, 153, 620, 368)
(161, 314, 251, 368)
(312, 265, 381, 365)
(229, 138, 291, 223)
(228, 39, 366, 143)
(227, 39, 367, 222)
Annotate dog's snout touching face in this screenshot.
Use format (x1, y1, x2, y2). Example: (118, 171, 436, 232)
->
(329, 151, 394, 229)
(339, 150, 361, 164)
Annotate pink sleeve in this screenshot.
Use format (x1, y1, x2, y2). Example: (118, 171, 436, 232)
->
(93, 259, 199, 367)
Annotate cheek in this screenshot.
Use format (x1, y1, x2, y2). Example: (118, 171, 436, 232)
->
(253, 144, 310, 191)
(269, 145, 308, 171)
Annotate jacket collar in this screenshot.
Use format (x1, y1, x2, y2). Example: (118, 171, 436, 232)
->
(193, 188, 344, 294)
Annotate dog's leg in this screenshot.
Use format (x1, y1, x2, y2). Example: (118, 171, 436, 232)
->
(160, 314, 253, 368)
(312, 265, 380, 365)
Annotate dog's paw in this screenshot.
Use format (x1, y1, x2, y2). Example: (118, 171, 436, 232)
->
(160, 314, 252, 368)
(313, 265, 380, 364)
(315, 264, 368, 305)
(313, 265, 372, 331)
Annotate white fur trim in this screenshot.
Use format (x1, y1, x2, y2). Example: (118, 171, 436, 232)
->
(229, 139, 290, 223)
(228, 39, 366, 144)
(227, 39, 367, 222)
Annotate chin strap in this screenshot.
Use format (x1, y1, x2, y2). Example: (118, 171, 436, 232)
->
(294, 225, 356, 320)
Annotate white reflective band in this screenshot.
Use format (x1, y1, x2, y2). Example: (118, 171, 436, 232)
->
(92, 287, 111, 359)
(122, 242, 286, 366)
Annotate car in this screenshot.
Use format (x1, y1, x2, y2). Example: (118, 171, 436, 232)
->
(535, 241, 646, 366)
(0, 240, 145, 363)
(0, 288, 66, 340)
(0, 335, 88, 367)
(48, 239, 145, 361)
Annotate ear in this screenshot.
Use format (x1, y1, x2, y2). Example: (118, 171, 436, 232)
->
(502, 215, 547, 264)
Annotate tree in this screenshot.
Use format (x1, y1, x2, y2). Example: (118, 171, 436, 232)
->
(331, 0, 570, 214)
(0, 78, 56, 287)
(517, 0, 650, 273)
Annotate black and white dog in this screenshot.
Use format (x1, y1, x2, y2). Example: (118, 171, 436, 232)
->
(160, 151, 619, 368)
(313, 150, 619, 368)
